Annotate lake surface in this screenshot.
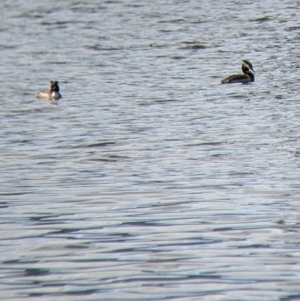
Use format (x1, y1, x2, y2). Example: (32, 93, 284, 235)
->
(1, 0, 300, 300)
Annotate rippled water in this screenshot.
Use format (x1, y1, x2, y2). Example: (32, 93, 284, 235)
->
(1, 0, 300, 300)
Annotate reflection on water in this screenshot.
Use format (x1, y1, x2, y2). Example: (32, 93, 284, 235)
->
(1, 0, 300, 300)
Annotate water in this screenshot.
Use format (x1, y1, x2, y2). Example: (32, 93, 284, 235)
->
(1, 0, 300, 300)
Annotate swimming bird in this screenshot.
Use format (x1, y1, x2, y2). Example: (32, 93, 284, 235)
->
(36, 81, 62, 100)
(220, 60, 255, 84)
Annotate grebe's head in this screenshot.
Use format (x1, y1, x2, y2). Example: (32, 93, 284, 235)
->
(242, 60, 254, 73)
(50, 81, 60, 92)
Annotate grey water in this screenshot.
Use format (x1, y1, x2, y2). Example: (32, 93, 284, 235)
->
(1, 0, 300, 300)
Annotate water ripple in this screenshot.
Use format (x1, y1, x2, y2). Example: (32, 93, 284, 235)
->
(1, 0, 300, 300)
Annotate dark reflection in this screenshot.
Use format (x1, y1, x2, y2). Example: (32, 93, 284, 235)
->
(28, 291, 98, 297)
(49, 228, 80, 234)
(279, 295, 300, 301)
(3, 260, 39, 265)
(75, 141, 116, 148)
(24, 268, 49, 276)
(0, 202, 8, 208)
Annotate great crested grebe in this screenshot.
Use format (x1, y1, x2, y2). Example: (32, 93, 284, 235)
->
(221, 60, 255, 84)
(36, 81, 62, 100)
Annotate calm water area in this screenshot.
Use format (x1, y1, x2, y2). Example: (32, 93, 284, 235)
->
(1, 0, 300, 300)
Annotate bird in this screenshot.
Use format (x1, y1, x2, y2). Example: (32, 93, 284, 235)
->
(36, 81, 62, 100)
(220, 60, 255, 84)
